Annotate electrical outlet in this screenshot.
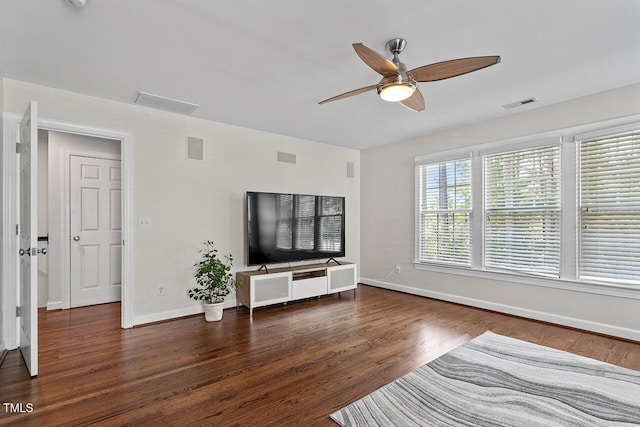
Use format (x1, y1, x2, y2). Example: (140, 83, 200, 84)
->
(157, 284, 165, 296)
(394, 265, 401, 274)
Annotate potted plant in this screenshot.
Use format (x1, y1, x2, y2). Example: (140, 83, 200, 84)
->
(187, 240, 235, 322)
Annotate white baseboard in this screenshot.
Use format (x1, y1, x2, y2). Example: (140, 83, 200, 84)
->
(47, 301, 63, 310)
(361, 278, 640, 342)
(132, 298, 237, 327)
(133, 305, 203, 326)
(0, 338, 7, 352)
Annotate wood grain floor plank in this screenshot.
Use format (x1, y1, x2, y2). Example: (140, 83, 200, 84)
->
(1, 285, 639, 426)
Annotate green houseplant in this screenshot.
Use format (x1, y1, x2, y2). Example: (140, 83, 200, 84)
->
(187, 240, 235, 322)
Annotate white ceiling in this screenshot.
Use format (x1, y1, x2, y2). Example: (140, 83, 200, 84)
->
(1, 0, 639, 150)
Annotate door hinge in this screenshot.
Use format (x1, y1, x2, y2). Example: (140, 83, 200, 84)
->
(16, 306, 22, 317)
(16, 142, 22, 154)
(16, 224, 20, 236)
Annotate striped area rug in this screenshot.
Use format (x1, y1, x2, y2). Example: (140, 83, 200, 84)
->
(330, 331, 640, 426)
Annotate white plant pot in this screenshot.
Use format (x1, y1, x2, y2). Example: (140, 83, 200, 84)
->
(203, 302, 224, 322)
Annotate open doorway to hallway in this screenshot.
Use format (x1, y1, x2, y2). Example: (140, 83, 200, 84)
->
(38, 130, 122, 311)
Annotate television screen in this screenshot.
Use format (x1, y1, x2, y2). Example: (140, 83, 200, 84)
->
(246, 191, 345, 265)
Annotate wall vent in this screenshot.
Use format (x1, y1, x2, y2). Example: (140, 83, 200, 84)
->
(134, 91, 199, 115)
(186, 137, 204, 161)
(503, 97, 538, 109)
(277, 151, 297, 164)
(346, 162, 355, 178)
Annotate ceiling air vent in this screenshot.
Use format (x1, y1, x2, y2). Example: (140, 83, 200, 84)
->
(503, 97, 538, 109)
(134, 91, 199, 115)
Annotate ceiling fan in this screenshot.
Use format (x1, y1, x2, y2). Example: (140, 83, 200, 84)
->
(319, 38, 500, 112)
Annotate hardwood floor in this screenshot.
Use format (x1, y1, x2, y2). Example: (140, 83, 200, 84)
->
(2, 285, 639, 426)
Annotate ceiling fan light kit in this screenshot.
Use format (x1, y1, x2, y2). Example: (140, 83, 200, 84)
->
(319, 38, 500, 112)
(378, 81, 416, 102)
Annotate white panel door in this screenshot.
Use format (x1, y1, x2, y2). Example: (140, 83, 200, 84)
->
(18, 101, 39, 377)
(70, 156, 122, 307)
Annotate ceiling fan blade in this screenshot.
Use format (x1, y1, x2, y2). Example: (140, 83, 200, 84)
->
(400, 88, 425, 112)
(408, 56, 501, 82)
(318, 84, 377, 104)
(352, 43, 398, 77)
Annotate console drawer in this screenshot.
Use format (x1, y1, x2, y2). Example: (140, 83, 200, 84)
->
(292, 277, 327, 299)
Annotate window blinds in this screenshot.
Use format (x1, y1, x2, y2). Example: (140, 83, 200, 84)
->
(579, 129, 640, 284)
(417, 159, 472, 266)
(484, 144, 561, 276)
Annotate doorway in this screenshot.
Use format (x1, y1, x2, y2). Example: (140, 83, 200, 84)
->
(38, 130, 122, 310)
(3, 110, 133, 374)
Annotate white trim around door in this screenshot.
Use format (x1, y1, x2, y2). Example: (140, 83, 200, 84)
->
(2, 112, 134, 350)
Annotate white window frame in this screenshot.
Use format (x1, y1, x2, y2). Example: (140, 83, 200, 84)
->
(414, 118, 640, 301)
(576, 123, 640, 285)
(415, 155, 473, 267)
(482, 139, 562, 277)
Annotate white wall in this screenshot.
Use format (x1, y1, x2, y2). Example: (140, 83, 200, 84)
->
(2, 78, 360, 326)
(361, 82, 640, 341)
(37, 131, 48, 307)
(0, 76, 4, 350)
(44, 131, 121, 309)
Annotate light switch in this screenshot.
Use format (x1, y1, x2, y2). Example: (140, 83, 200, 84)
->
(138, 217, 152, 228)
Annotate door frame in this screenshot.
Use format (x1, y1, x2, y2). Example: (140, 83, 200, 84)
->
(2, 112, 134, 350)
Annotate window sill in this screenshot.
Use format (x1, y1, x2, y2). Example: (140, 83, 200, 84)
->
(413, 262, 640, 300)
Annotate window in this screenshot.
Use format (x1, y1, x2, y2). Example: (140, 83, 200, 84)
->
(484, 145, 561, 276)
(417, 158, 472, 266)
(579, 129, 640, 284)
(415, 123, 640, 291)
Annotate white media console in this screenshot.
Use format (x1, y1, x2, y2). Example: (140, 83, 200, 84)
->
(236, 262, 357, 315)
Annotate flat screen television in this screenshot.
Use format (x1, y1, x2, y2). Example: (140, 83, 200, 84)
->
(246, 191, 345, 266)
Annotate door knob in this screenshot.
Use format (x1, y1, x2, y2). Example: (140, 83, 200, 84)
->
(19, 247, 47, 256)
(73, 235, 80, 241)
